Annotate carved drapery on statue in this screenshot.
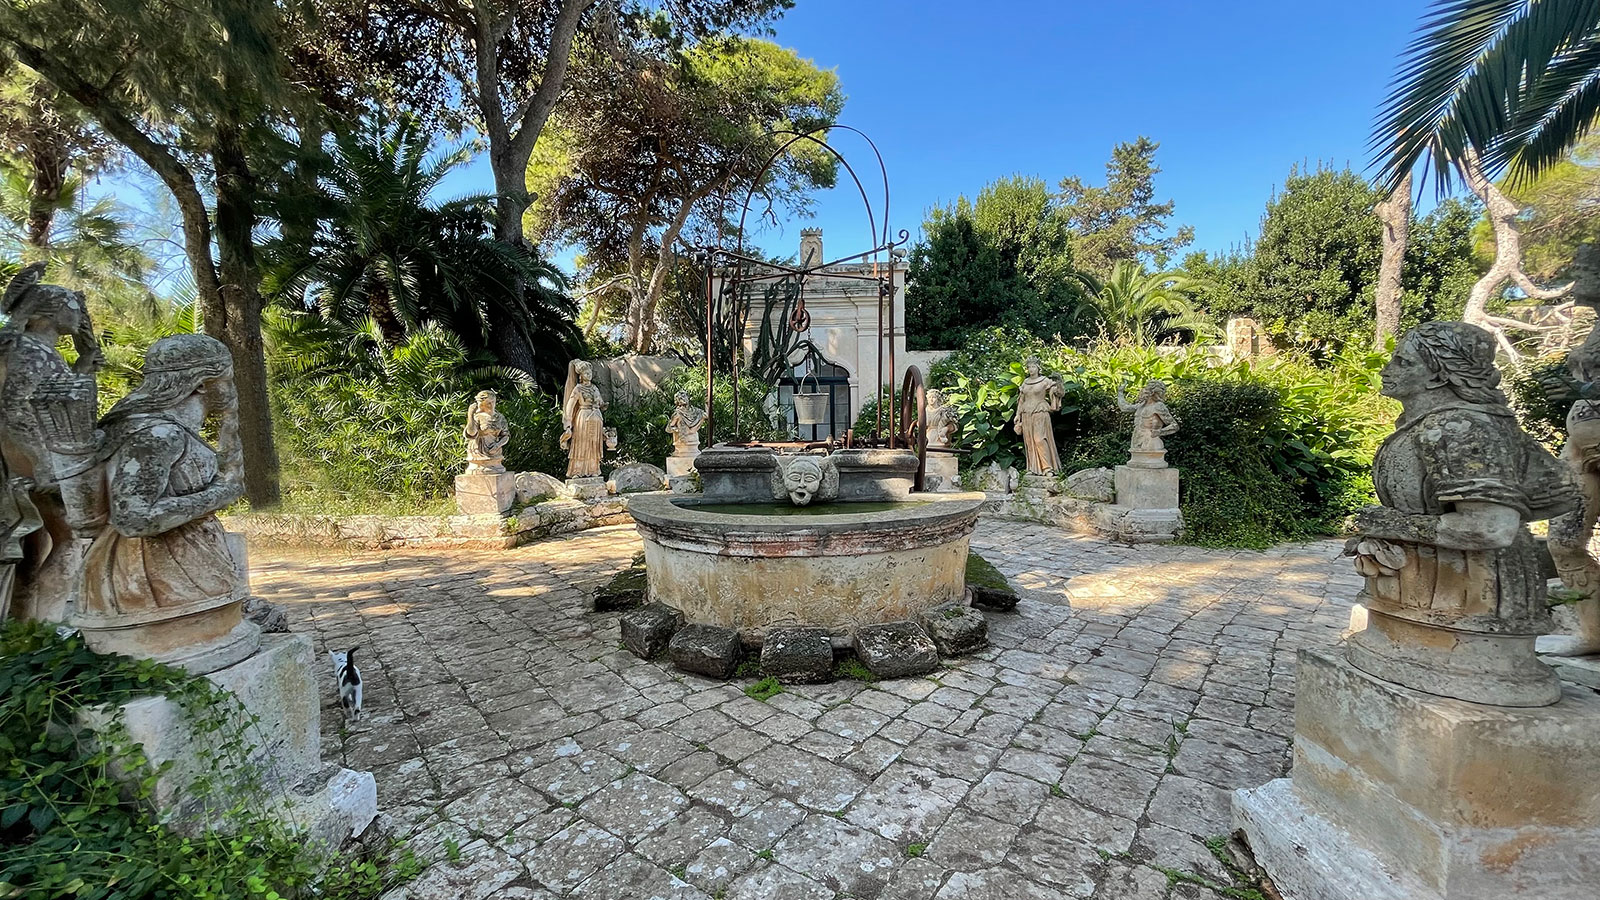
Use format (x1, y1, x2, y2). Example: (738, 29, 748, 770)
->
(1346, 322, 1578, 707)
(562, 360, 609, 479)
(70, 334, 260, 673)
(1545, 261, 1600, 657)
(1012, 357, 1064, 476)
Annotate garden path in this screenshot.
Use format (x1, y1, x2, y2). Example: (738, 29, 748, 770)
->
(250, 520, 1360, 900)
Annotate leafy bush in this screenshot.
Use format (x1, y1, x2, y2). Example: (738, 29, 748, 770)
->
(607, 366, 784, 469)
(924, 327, 1394, 547)
(1504, 355, 1570, 452)
(0, 621, 420, 899)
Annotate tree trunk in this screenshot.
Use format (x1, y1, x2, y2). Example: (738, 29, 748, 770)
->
(1457, 149, 1572, 327)
(212, 121, 281, 507)
(468, 0, 593, 372)
(633, 195, 701, 353)
(1373, 171, 1412, 350)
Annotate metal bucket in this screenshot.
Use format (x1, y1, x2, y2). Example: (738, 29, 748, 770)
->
(793, 392, 829, 425)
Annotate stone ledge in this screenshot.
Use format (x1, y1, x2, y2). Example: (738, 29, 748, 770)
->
(223, 495, 631, 551)
(981, 488, 1183, 543)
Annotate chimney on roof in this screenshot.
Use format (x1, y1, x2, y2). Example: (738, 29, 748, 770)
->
(800, 228, 823, 269)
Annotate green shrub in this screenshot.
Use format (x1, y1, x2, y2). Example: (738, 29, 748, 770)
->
(0, 621, 420, 900)
(1504, 355, 1570, 452)
(922, 327, 1394, 547)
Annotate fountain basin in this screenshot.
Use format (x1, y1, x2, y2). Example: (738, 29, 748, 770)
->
(629, 491, 985, 639)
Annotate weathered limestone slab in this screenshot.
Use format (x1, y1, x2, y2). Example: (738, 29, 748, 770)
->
(565, 476, 608, 502)
(455, 472, 516, 516)
(513, 471, 564, 504)
(1234, 648, 1600, 900)
(760, 627, 834, 684)
(853, 622, 938, 678)
(609, 462, 667, 495)
(1063, 467, 1115, 503)
(1114, 465, 1179, 510)
(621, 604, 684, 660)
(79, 633, 376, 843)
(670, 624, 742, 678)
(665, 455, 697, 478)
(917, 603, 988, 656)
(1538, 649, 1600, 689)
(923, 454, 960, 493)
(984, 490, 1183, 544)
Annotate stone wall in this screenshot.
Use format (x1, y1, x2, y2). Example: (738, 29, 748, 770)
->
(225, 496, 631, 551)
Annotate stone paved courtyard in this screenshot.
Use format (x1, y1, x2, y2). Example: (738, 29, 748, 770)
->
(250, 519, 1360, 899)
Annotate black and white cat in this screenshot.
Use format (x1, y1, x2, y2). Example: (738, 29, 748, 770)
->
(329, 647, 363, 721)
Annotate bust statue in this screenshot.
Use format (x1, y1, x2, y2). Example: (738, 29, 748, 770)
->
(1346, 322, 1578, 706)
(1116, 380, 1180, 468)
(665, 391, 706, 459)
(463, 390, 510, 474)
(1012, 356, 1065, 476)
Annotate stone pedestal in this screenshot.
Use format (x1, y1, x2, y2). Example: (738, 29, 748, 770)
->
(923, 454, 960, 493)
(1234, 649, 1600, 900)
(566, 476, 608, 501)
(1126, 449, 1168, 468)
(79, 633, 377, 847)
(1114, 464, 1179, 509)
(665, 454, 698, 478)
(455, 471, 516, 516)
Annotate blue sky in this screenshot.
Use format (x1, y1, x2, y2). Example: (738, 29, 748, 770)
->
(694, 0, 1440, 263)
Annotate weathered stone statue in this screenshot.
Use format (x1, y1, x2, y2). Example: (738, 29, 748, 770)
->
(772, 453, 838, 506)
(924, 389, 959, 448)
(463, 390, 510, 475)
(71, 334, 260, 673)
(665, 391, 705, 458)
(0, 263, 103, 621)
(1116, 379, 1179, 468)
(1012, 356, 1064, 476)
(562, 360, 608, 479)
(1544, 255, 1600, 658)
(1346, 321, 1578, 706)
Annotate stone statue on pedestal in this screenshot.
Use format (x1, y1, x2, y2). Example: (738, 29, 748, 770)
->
(0, 263, 103, 622)
(463, 390, 510, 474)
(72, 334, 261, 673)
(1012, 357, 1064, 476)
(666, 391, 705, 458)
(1115, 379, 1179, 468)
(1346, 321, 1578, 706)
(925, 389, 959, 448)
(562, 360, 608, 479)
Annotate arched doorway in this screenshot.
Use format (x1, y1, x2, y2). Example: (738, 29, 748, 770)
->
(776, 359, 852, 441)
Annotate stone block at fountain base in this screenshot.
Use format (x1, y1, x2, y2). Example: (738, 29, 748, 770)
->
(78, 633, 377, 847)
(665, 455, 697, 477)
(923, 454, 960, 492)
(1233, 648, 1600, 900)
(1114, 464, 1178, 509)
(455, 472, 515, 515)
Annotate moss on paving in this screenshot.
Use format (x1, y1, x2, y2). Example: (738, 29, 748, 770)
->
(965, 550, 1013, 593)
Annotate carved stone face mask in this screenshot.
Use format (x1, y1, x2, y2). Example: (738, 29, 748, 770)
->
(783, 457, 825, 506)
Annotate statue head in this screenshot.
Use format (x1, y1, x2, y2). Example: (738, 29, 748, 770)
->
(474, 389, 498, 413)
(574, 360, 594, 384)
(674, 390, 690, 407)
(1024, 356, 1042, 377)
(781, 455, 827, 506)
(1, 263, 89, 337)
(1383, 322, 1506, 406)
(108, 335, 235, 421)
(1137, 380, 1168, 404)
(927, 388, 945, 409)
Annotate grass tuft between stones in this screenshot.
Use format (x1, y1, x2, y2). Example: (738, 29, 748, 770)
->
(904, 842, 926, 858)
(831, 657, 879, 683)
(744, 676, 784, 702)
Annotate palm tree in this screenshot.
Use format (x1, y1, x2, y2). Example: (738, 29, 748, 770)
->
(0, 167, 148, 296)
(1374, 0, 1600, 190)
(1073, 261, 1218, 345)
(263, 115, 581, 387)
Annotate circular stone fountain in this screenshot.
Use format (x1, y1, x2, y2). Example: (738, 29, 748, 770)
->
(629, 446, 984, 639)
